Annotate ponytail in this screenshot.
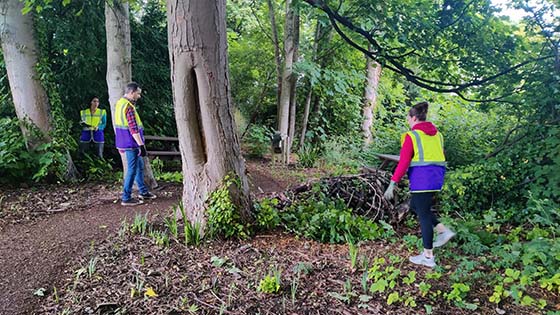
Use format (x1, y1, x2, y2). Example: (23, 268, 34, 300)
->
(409, 101, 429, 121)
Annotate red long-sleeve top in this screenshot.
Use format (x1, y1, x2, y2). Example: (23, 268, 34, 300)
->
(391, 121, 439, 183)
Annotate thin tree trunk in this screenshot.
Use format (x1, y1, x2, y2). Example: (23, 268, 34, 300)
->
(0, 0, 51, 149)
(266, 0, 282, 117)
(288, 11, 299, 153)
(167, 0, 251, 232)
(105, 0, 157, 189)
(362, 51, 382, 147)
(278, 0, 296, 163)
(299, 20, 322, 151)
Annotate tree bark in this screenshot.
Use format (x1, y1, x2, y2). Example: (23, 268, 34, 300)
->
(299, 20, 322, 151)
(167, 0, 251, 232)
(277, 0, 297, 163)
(288, 11, 299, 153)
(105, 0, 157, 189)
(105, 0, 131, 127)
(362, 51, 382, 147)
(266, 0, 282, 112)
(0, 0, 51, 149)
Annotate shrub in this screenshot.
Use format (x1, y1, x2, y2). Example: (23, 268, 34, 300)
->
(298, 143, 320, 168)
(281, 187, 382, 244)
(0, 117, 36, 183)
(244, 125, 273, 158)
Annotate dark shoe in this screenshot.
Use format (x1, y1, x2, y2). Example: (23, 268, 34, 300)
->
(138, 192, 157, 200)
(121, 198, 143, 206)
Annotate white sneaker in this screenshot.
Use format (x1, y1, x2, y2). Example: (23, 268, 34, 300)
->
(433, 230, 456, 248)
(409, 254, 436, 268)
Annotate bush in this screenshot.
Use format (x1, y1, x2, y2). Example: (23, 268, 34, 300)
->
(318, 136, 362, 174)
(298, 143, 320, 168)
(440, 157, 526, 215)
(281, 187, 382, 244)
(244, 125, 273, 158)
(0, 117, 36, 183)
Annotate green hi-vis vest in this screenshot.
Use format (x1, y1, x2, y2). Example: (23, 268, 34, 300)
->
(401, 130, 446, 166)
(80, 108, 106, 130)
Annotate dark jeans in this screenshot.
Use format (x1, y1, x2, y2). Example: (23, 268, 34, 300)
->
(410, 192, 439, 250)
(79, 141, 104, 158)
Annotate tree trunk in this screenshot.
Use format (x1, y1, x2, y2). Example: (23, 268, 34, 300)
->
(105, 0, 157, 189)
(362, 52, 382, 147)
(0, 0, 51, 149)
(288, 11, 299, 153)
(167, 0, 251, 232)
(278, 0, 297, 163)
(105, 0, 131, 127)
(299, 20, 322, 151)
(266, 0, 282, 113)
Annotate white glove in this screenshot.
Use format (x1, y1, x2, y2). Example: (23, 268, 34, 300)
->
(384, 181, 396, 200)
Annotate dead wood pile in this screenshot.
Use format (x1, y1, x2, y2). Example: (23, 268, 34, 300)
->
(270, 168, 409, 224)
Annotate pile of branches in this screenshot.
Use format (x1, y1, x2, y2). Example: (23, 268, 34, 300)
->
(271, 168, 410, 224)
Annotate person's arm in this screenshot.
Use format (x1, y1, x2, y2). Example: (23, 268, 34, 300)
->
(391, 134, 414, 183)
(384, 134, 414, 200)
(97, 110, 107, 131)
(125, 106, 144, 146)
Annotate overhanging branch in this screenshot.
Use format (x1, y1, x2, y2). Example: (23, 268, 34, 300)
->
(303, 0, 554, 100)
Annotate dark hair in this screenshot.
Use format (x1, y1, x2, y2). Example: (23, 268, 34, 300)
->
(90, 96, 99, 102)
(409, 101, 429, 121)
(125, 82, 141, 94)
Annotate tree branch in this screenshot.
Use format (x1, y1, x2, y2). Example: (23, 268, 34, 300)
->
(302, 0, 555, 100)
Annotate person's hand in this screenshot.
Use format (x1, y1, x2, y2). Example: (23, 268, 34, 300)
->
(384, 181, 396, 200)
(139, 145, 147, 157)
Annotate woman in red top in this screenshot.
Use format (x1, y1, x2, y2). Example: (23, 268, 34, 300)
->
(384, 101, 455, 268)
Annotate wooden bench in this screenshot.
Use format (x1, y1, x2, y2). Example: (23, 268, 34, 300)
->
(374, 153, 399, 170)
(144, 135, 181, 159)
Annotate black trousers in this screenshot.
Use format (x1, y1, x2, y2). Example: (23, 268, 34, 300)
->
(410, 192, 439, 250)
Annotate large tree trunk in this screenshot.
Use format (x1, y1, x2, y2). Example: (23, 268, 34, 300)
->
(362, 52, 382, 147)
(167, 0, 251, 232)
(105, 0, 157, 189)
(267, 0, 282, 112)
(0, 0, 51, 149)
(277, 0, 297, 163)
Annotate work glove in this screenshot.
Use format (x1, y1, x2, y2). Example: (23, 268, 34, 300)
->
(384, 181, 396, 200)
(139, 145, 147, 157)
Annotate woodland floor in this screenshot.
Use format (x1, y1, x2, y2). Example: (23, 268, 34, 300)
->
(0, 158, 555, 315)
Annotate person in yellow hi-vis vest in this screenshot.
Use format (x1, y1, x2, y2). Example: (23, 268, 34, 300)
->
(79, 96, 107, 158)
(384, 101, 455, 268)
(114, 82, 156, 206)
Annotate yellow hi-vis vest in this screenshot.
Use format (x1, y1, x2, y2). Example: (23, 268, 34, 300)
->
(80, 108, 106, 130)
(114, 98, 144, 149)
(401, 130, 446, 166)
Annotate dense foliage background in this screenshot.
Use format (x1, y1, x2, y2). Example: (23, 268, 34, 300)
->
(0, 0, 558, 313)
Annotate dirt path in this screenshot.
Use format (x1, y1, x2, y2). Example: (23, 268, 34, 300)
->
(0, 161, 287, 315)
(0, 186, 181, 315)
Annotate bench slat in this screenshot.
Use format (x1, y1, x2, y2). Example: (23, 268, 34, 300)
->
(374, 153, 400, 162)
(144, 135, 179, 141)
(147, 151, 181, 156)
